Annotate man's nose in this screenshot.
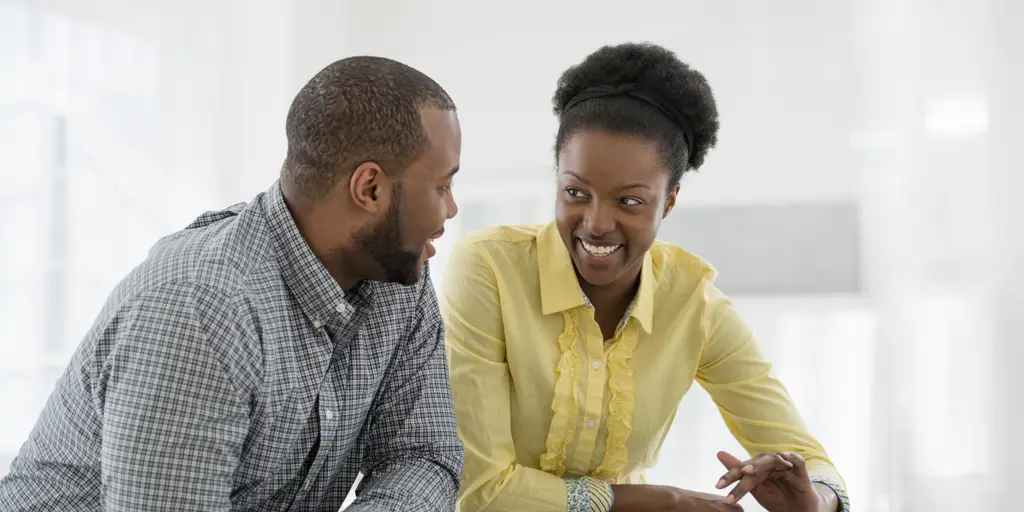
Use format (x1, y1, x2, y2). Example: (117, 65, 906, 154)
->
(445, 189, 458, 220)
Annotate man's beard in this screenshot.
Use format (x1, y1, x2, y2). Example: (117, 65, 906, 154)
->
(347, 185, 423, 286)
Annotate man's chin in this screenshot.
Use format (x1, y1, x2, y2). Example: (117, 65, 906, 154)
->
(397, 266, 423, 286)
(383, 257, 425, 286)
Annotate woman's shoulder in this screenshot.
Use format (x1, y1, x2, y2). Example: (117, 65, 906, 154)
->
(647, 239, 719, 298)
(649, 240, 716, 275)
(456, 224, 546, 247)
(448, 224, 546, 272)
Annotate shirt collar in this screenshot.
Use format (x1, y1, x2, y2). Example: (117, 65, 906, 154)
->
(536, 221, 654, 334)
(261, 182, 373, 328)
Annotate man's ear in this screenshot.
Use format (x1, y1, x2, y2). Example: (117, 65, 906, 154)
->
(663, 185, 679, 218)
(349, 161, 392, 213)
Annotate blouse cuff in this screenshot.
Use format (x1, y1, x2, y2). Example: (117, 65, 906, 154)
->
(565, 476, 614, 512)
(811, 477, 850, 512)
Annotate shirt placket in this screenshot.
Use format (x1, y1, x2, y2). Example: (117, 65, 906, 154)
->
(568, 315, 608, 474)
(295, 299, 354, 504)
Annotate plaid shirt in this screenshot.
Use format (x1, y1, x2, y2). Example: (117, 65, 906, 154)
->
(0, 182, 464, 511)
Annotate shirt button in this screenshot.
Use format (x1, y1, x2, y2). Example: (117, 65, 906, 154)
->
(325, 409, 333, 421)
(591, 361, 601, 370)
(312, 318, 323, 329)
(335, 302, 347, 314)
(586, 419, 596, 428)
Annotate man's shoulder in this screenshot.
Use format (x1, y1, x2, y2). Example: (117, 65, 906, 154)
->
(127, 198, 281, 298)
(86, 200, 279, 385)
(94, 198, 285, 348)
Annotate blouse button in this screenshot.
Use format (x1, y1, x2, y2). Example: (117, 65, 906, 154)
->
(591, 361, 601, 370)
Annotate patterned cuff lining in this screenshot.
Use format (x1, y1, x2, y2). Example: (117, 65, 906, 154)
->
(812, 478, 850, 512)
(565, 476, 614, 512)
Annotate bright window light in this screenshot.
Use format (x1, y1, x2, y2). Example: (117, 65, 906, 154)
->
(925, 95, 989, 136)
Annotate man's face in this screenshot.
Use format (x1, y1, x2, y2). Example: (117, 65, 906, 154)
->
(354, 108, 461, 285)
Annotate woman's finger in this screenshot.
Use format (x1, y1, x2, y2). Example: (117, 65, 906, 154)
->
(723, 472, 763, 505)
(715, 451, 747, 489)
(717, 452, 793, 488)
(721, 453, 793, 503)
(779, 451, 809, 479)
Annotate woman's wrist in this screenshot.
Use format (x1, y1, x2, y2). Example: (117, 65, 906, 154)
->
(609, 484, 679, 512)
(811, 482, 842, 512)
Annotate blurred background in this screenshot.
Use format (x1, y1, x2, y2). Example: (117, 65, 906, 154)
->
(1, 0, 1022, 510)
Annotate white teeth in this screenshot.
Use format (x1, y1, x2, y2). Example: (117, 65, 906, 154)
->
(580, 240, 621, 257)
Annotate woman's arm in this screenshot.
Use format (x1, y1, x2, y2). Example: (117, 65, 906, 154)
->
(696, 278, 850, 512)
(442, 239, 612, 512)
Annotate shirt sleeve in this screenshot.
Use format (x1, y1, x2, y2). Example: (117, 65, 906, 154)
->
(566, 476, 615, 512)
(348, 265, 465, 512)
(442, 240, 611, 512)
(695, 278, 850, 509)
(100, 282, 250, 511)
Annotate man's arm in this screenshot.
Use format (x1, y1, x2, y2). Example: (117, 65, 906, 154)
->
(100, 282, 250, 511)
(348, 272, 464, 511)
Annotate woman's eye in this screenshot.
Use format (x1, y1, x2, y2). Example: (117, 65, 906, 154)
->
(619, 197, 642, 206)
(565, 187, 585, 198)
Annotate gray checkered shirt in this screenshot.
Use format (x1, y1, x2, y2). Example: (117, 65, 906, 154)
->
(0, 182, 464, 511)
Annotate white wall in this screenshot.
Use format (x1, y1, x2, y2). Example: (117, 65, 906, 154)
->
(204, 0, 858, 208)
(329, 0, 858, 207)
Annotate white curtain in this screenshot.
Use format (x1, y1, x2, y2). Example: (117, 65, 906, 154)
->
(0, 0, 222, 469)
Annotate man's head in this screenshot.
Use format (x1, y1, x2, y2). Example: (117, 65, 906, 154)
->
(280, 56, 461, 289)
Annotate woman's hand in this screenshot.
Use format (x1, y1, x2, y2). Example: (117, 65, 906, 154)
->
(714, 451, 823, 512)
(610, 484, 743, 511)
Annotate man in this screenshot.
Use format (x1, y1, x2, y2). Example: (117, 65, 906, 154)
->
(0, 56, 464, 511)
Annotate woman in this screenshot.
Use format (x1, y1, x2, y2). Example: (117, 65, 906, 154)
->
(441, 43, 850, 512)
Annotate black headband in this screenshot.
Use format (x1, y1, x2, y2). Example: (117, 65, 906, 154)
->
(563, 83, 695, 162)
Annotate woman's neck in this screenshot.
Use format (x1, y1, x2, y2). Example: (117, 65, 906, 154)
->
(578, 263, 642, 305)
(578, 268, 641, 339)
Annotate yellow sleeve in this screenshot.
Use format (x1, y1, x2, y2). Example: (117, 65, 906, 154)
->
(694, 278, 849, 496)
(441, 239, 570, 512)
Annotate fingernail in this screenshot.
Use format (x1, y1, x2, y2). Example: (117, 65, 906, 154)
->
(743, 465, 754, 473)
(724, 496, 734, 505)
(716, 478, 725, 488)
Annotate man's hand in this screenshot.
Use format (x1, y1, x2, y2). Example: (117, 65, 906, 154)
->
(611, 484, 743, 511)
(715, 451, 821, 512)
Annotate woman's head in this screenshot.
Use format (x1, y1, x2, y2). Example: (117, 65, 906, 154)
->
(552, 42, 719, 288)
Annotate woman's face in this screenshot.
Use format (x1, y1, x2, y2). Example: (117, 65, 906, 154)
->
(555, 130, 678, 289)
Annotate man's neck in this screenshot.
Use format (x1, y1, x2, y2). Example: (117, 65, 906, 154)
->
(282, 187, 362, 292)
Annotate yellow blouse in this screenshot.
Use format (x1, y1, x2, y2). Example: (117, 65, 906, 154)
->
(441, 222, 847, 512)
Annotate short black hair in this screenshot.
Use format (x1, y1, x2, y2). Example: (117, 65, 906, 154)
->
(553, 43, 719, 188)
(282, 56, 456, 200)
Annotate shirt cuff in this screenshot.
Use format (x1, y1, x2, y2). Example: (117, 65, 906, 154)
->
(812, 477, 850, 512)
(565, 476, 614, 512)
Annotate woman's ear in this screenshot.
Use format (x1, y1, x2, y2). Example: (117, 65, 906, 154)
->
(663, 185, 680, 218)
